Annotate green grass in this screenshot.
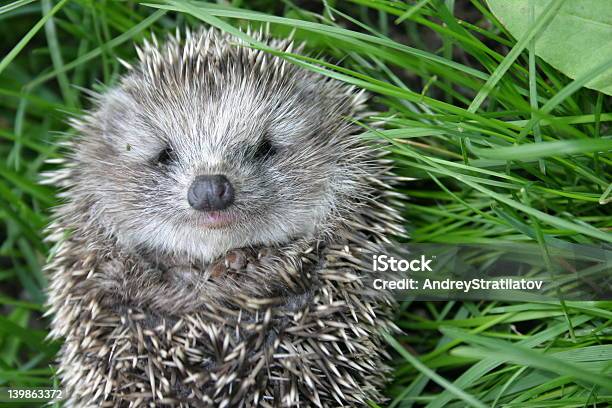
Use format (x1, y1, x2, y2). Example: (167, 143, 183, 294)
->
(0, 0, 611, 407)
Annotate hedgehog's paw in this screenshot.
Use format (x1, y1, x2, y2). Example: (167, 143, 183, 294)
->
(205, 248, 249, 278)
(224, 249, 248, 270)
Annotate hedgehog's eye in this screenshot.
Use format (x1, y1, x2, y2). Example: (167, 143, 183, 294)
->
(155, 146, 175, 167)
(253, 137, 276, 161)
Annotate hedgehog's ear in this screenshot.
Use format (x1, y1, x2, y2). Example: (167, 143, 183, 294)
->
(96, 88, 137, 142)
(296, 80, 325, 105)
(297, 79, 356, 115)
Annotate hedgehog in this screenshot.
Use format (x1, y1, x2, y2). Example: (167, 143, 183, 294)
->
(44, 27, 406, 407)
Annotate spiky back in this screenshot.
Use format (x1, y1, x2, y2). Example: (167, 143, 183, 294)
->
(133, 29, 305, 91)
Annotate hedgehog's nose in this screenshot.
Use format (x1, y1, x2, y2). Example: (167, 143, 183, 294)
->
(187, 175, 234, 211)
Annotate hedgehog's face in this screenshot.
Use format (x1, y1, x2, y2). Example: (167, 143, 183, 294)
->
(75, 37, 365, 262)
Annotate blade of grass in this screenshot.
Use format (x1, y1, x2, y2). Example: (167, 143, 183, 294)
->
(468, 138, 612, 161)
(144, 1, 490, 80)
(42, 0, 77, 108)
(395, 0, 432, 24)
(426, 315, 593, 407)
(445, 327, 612, 391)
(383, 331, 488, 408)
(25, 9, 167, 89)
(0, 0, 69, 76)
(517, 57, 612, 142)
(0, 0, 36, 16)
(528, 0, 545, 173)
(467, 0, 566, 113)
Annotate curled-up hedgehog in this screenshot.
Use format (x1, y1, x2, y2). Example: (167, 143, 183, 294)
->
(44, 27, 406, 407)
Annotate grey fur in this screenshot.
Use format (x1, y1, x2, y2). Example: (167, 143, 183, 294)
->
(44, 28, 405, 407)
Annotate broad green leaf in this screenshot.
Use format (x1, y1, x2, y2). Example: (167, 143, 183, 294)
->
(487, 0, 612, 95)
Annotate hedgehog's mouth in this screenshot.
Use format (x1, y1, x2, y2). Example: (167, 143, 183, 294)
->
(195, 211, 237, 229)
